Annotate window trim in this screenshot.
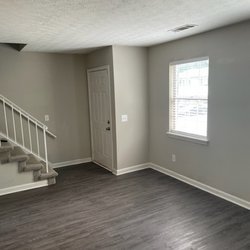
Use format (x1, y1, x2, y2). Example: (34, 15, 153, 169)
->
(167, 131, 209, 145)
(169, 56, 209, 67)
(168, 57, 209, 143)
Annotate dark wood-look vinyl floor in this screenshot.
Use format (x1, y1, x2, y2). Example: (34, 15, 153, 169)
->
(1, 163, 250, 250)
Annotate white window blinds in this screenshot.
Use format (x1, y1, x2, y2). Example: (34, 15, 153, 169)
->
(169, 58, 209, 140)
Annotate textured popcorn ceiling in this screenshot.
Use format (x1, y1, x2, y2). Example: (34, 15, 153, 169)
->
(0, 0, 250, 53)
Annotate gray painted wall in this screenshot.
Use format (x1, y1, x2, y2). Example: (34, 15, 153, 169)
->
(0, 162, 34, 189)
(113, 46, 148, 169)
(0, 44, 91, 163)
(85, 46, 148, 170)
(148, 21, 250, 201)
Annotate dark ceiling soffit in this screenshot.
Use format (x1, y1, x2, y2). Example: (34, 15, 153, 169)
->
(6, 43, 27, 52)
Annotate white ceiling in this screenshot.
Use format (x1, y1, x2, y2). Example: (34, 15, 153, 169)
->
(0, 0, 250, 53)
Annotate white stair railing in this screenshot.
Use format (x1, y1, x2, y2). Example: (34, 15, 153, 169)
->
(0, 94, 56, 173)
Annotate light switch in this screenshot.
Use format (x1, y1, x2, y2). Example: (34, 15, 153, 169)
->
(121, 114, 128, 122)
(45, 114, 49, 122)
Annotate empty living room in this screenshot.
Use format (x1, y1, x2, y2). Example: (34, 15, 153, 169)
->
(1, 1, 250, 249)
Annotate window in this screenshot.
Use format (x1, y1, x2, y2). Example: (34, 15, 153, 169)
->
(169, 58, 209, 142)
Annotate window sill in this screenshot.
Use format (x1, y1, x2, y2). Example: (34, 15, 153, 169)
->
(166, 132, 209, 145)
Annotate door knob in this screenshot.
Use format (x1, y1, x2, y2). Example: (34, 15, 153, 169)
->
(106, 127, 111, 131)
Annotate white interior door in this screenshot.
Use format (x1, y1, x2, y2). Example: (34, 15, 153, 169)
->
(87, 66, 113, 170)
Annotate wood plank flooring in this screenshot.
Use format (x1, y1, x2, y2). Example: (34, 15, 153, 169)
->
(0, 163, 250, 250)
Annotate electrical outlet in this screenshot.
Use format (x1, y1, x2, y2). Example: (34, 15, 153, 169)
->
(45, 114, 49, 122)
(172, 154, 176, 162)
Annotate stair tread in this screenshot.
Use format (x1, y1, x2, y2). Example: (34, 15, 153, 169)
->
(9, 146, 29, 162)
(11, 146, 26, 156)
(10, 154, 29, 162)
(23, 163, 43, 171)
(27, 154, 41, 164)
(27, 162, 42, 167)
(40, 171, 58, 177)
(40, 173, 58, 180)
(39, 166, 58, 179)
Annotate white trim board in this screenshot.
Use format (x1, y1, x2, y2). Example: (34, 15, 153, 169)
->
(114, 163, 150, 176)
(52, 158, 92, 169)
(0, 180, 48, 196)
(150, 163, 250, 210)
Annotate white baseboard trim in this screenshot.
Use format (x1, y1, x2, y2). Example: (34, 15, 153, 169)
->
(114, 163, 150, 176)
(0, 180, 48, 196)
(52, 158, 92, 168)
(150, 163, 250, 210)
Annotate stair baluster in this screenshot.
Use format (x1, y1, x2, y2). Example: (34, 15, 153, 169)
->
(0, 94, 56, 174)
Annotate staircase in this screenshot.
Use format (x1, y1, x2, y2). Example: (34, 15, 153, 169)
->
(0, 94, 58, 188)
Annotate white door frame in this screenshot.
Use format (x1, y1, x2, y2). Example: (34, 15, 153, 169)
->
(87, 65, 114, 171)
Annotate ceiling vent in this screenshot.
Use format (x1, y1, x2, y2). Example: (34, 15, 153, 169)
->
(169, 24, 198, 32)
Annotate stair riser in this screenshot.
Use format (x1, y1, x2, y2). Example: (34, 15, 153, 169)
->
(18, 161, 27, 172)
(33, 170, 42, 182)
(0, 148, 12, 153)
(48, 178, 56, 185)
(0, 151, 11, 164)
